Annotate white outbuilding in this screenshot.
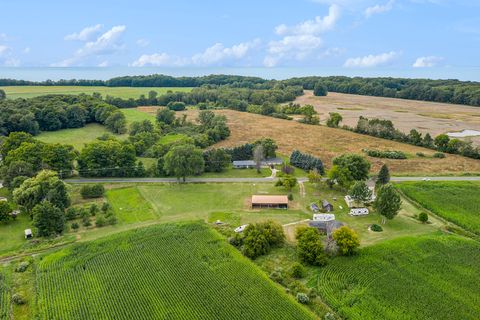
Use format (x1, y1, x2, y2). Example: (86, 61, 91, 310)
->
(349, 208, 369, 216)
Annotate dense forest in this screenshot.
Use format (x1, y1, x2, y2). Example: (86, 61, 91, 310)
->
(0, 95, 127, 136)
(1, 74, 479, 106)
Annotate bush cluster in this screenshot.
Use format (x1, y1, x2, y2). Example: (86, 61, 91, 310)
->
(80, 184, 105, 199)
(364, 149, 407, 159)
(290, 150, 324, 174)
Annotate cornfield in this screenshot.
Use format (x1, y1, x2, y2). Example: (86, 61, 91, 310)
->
(311, 234, 480, 320)
(35, 223, 316, 319)
(0, 268, 10, 320)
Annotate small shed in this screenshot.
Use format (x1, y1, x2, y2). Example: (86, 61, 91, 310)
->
(24, 229, 32, 239)
(322, 200, 334, 212)
(310, 203, 320, 213)
(251, 195, 288, 209)
(350, 208, 369, 216)
(233, 160, 256, 169)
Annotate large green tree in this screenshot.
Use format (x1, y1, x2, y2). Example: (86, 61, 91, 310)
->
(13, 170, 70, 213)
(332, 154, 371, 181)
(333, 226, 360, 256)
(373, 183, 402, 223)
(295, 226, 328, 266)
(313, 82, 328, 96)
(163, 144, 205, 182)
(32, 201, 65, 237)
(326, 112, 343, 128)
(203, 149, 231, 173)
(349, 181, 373, 203)
(0, 201, 14, 223)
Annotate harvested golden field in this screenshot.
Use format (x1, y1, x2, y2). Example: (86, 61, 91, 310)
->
(296, 91, 480, 145)
(137, 107, 480, 175)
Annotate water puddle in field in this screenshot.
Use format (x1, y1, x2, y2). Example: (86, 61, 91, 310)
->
(447, 130, 480, 138)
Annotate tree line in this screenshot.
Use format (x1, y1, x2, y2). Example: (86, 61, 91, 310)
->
(2, 74, 479, 106)
(282, 76, 480, 107)
(0, 94, 127, 136)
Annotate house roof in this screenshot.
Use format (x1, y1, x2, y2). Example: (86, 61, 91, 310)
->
(322, 200, 332, 207)
(252, 195, 289, 205)
(233, 160, 256, 166)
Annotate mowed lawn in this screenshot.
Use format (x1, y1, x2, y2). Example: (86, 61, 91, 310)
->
(311, 234, 480, 320)
(36, 123, 127, 150)
(0, 86, 192, 99)
(397, 181, 480, 235)
(107, 183, 310, 226)
(33, 223, 316, 320)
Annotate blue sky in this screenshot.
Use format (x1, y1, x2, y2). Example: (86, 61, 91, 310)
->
(0, 0, 479, 78)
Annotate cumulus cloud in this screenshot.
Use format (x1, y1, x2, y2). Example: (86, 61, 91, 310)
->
(344, 51, 399, 67)
(23, 47, 31, 54)
(131, 39, 260, 67)
(65, 24, 103, 41)
(275, 5, 340, 35)
(53, 25, 126, 67)
(0, 45, 9, 57)
(412, 56, 443, 67)
(265, 5, 340, 67)
(364, 1, 394, 18)
(0, 45, 20, 66)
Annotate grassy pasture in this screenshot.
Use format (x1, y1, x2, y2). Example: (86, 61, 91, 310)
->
(310, 234, 480, 320)
(34, 223, 316, 320)
(0, 86, 192, 99)
(397, 181, 480, 235)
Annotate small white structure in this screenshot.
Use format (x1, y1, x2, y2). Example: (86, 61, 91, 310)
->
(234, 224, 249, 233)
(24, 229, 32, 239)
(350, 208, 369, 216)
(313, 213, 335, 222)
(0, 197, 7, 202)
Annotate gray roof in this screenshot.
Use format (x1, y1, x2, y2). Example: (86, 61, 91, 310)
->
(233, 160, 256, 166)
(263, 158, 284, 165)
(322, 200, 332, 207)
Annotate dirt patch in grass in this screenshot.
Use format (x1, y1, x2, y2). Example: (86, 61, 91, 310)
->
(296, 91, 480, 146)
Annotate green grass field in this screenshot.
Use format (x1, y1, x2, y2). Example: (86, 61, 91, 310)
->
(34, 223, 316, 320)
(310, 234, 480, 320)
(397, 181, 480, 235)
(121, 108, 156, 124)
(107, 183, 310, 226)
(0, 86, 192, 99)
(36, 123, 127, 150)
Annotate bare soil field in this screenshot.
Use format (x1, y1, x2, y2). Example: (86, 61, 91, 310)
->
(296, 91, 480, 145)
(137, 107, 480, 175)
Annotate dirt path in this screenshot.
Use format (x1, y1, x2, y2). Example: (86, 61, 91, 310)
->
(298, 181, 306, 198)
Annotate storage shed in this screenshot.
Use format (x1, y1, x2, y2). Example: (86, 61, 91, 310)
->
(251, 195, 288, 209)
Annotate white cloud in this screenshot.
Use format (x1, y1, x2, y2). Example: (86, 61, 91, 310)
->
(65, 24, 103, 41)
(191, 39, 260, 65)
(275, 5, 340, 36)
(132, 39, 260, 67)
(0, 33, 7, 41)
(53, 25, 126, 66)
(131, 53, 177, 67)
(98, 60, 109, 67)
(136, 38, 150, 47)
(413, 56, 443, 67)
(265, 5, 340, 67)
(23, 47, 31, 54)
(0, 45, 9, 57)
(365, 1, 394, 18)
(344, 51, 399, 67)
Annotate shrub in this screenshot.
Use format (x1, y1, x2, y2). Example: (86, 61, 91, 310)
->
(65, 207, 78, 220)
(433, 152, 446, 158)
(364, 149, 407, 159)
(96, 215, 107, 227)
(288, 194, 294, 201)
(80, 184, 105, 199)
(419, 212, 429, 223)
(370, 224, 383, 232)
(71, 222, 79, 231)
(296, 293, 310, 304)
(101, 202, 111, 213)
(290, 263, 306, 279)
(89, 204, 99, 216)
(416, 152, 425, 157)
(82, 217, 91, 227)
(167, 101, 186, 111)
(15, 261, 29, 273)
(106, 214, 117, 225)
(324, 313, 336, 320)
(11, 293, 25, 305)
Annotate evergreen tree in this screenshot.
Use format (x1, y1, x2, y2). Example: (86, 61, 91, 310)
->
(373, 184, 402, 223)
(377, 164, 390, 185)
